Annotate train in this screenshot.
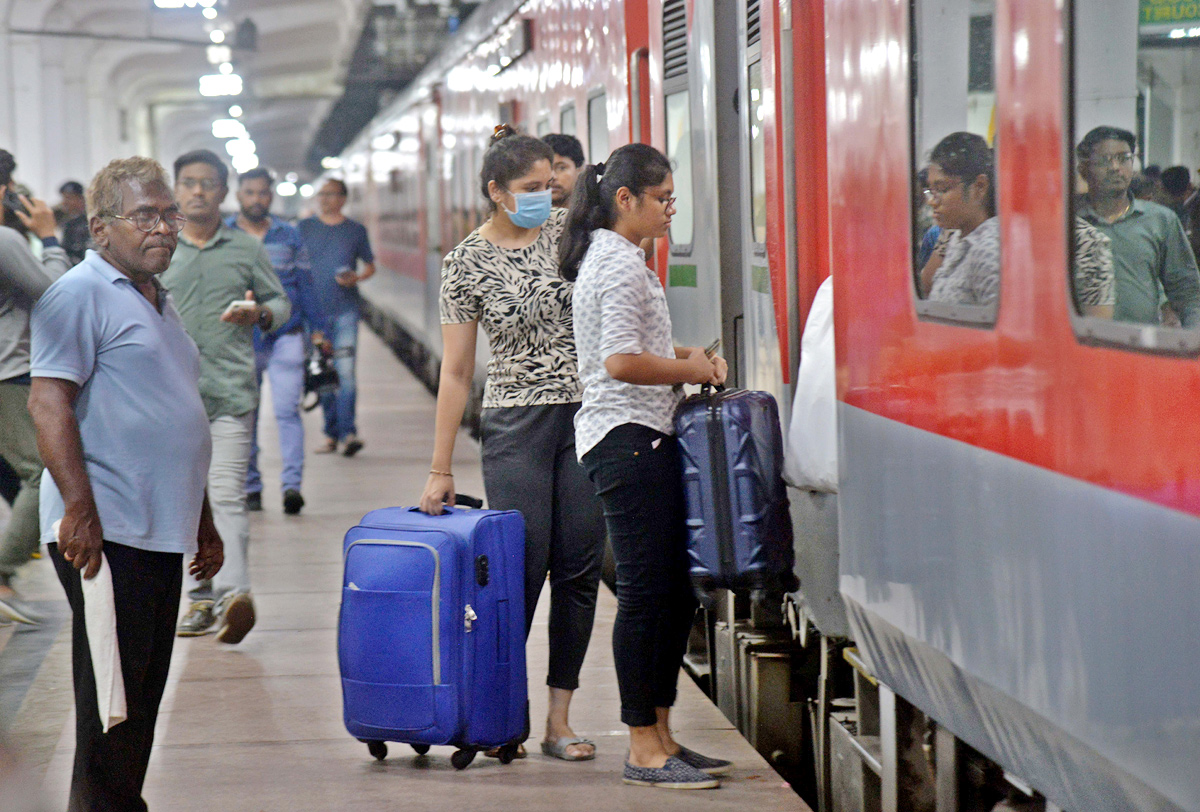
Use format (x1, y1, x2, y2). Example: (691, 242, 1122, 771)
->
(327, 1, 1200, 811)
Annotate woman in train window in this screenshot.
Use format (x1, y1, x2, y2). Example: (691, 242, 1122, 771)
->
(419, 125, 605, 763)
(922, 132, 1000, 306)
(560, 143, 731, 790)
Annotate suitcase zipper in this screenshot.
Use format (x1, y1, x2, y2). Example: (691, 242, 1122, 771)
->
(464, 604, 477, 632)
(707, 394, 737, 582)
(345, 539, 442, 685)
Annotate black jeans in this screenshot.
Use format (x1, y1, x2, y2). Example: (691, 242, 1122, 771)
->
(480, 402, 605, 691)
(582, 423, 697, 727)
(49, 541, 183, 812)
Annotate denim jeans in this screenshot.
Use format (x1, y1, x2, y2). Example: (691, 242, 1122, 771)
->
(582, 423, 697, 727)
(246, 330, 306, 495)
(480, 402, 605, 691)
(0, 380, 43, 580)
(186, 413, 253, 601)
(320, 310, 359, 442)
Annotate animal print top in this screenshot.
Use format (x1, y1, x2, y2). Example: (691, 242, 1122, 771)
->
(439, 207, 582, 408)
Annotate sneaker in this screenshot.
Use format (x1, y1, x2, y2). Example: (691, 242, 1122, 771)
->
(0, 592, 39, 626)
(215, 592, 255, 644)
(674, 745, 733, 776)
(245, 492, 263, 512)
(342, 435, 364, 457)
(282, 489, 304, 515)
(623, 756, 720, 789)
(177, 600, 217, 636)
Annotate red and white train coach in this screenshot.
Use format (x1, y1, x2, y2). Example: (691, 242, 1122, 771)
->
(336, 0, 1199, 809)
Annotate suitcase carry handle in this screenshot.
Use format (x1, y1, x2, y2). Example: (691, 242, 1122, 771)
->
(406, 493, 485, 516)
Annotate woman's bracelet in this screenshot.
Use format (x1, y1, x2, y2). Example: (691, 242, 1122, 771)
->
(430, 468, 453, 477)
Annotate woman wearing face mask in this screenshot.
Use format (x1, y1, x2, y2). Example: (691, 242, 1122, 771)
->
(419, 125, 606, 763)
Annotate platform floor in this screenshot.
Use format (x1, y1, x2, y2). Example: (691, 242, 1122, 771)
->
(0, 329, 807, 811)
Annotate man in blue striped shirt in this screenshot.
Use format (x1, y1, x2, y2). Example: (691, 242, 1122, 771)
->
(228, 167, 321, 515)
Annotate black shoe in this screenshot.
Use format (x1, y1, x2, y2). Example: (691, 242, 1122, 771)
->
(283, 489, 305, 515)
(245, 492, 262, 512)
(342, 435, 364, 457)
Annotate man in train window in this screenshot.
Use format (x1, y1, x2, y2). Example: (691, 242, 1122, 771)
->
(1076, 126, 1200, 328)
(543, 133, 585, 208)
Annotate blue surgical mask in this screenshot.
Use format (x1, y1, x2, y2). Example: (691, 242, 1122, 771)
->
(503, 189, 552, 229)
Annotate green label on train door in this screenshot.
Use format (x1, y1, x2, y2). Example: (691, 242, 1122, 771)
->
(669, 264, 698, 287)
(1140, 0, 1200, 26)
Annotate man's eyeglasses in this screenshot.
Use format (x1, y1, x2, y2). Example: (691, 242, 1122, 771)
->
(177, 178, 222, 192)
(1089, 152, 1134, 168)
(113, 210, 188, 233)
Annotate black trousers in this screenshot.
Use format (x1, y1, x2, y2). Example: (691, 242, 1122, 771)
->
(582, 423, 697, 727)
(480, 402, 605, 691)
(49, 541, 182, 812)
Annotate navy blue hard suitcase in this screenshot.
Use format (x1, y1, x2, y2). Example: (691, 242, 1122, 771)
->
(676, 387, 798, 597)
(338, 503, 527, 769)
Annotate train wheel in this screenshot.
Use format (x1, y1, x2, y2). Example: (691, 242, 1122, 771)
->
(367, 741, 388, 761)
(411, 744, 430, 755)
(451, 749, 476, 770)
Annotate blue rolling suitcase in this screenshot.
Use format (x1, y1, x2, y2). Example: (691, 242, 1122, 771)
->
(676, 387, 799, 598)
(338, 503, 527, 769)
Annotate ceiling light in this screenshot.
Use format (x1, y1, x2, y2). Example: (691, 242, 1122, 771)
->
(218, 62, 234, 75)
(202, 7, 217, 19)
(210, 30, 225, 44)
(154, 0, 185, 7)
(299, 184, 315, 198)
(199, 74, 242, 96)
(231, 154, 258, 173)
(212, 119, 247, 139)
(225, 138, 256, 158)
(276, 182, 298, 197)
(285, 172, 299, 182)
(321, 156, 342, 169)
(372, 132, 398, 151)
(206, 45, 232, 65)
(228, 104, 243, 118)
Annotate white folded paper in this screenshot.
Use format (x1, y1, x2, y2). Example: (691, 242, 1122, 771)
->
(54, 520, 127, 732)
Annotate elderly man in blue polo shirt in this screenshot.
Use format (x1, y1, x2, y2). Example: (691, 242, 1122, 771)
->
(28, 156, 223, 812)
(228, 167, 321, 516)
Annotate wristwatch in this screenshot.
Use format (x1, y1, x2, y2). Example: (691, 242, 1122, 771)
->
(256, 307, 272, 330)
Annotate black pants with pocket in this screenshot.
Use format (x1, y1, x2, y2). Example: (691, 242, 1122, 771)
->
(480, 402, 606, 691)
(49, 541, 182, 812)
(582, 423, 697, 727)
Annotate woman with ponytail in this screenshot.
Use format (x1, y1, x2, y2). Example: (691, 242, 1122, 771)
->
(419, 125, 605, 762)
(563, 143, 731, 790)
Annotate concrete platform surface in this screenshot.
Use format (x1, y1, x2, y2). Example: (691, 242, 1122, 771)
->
(0, 329, 808, 811)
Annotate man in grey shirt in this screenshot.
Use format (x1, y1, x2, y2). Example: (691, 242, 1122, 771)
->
(1076, 126, 1200, 327)
(29, 156, 222, 811)
(0, 148, 69, 623)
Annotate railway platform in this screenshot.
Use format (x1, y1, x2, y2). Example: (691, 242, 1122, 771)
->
(0, 327, 807, 811)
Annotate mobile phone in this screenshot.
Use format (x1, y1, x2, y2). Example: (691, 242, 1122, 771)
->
(1, 188, 28, 216)
(704, 338, 721, 358)
(222, 299, 256, 317)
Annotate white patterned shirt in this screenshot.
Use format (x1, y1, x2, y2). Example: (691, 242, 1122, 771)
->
(929, 216, 1001, 307)
(572, 228, 683, 459)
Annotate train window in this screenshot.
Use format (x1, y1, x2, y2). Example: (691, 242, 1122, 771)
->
(910, 0, 1001, 326)
(536, 117, 549, 137)
(665, 90, 695, 249)
(1067, 0, 1200, 354)
(588, 91, 610, 162)
(747, 59, 767, 247)
(560, 104, 576, 137)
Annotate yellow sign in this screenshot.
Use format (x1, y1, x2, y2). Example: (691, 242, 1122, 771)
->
(1141, 0, 1200, 26)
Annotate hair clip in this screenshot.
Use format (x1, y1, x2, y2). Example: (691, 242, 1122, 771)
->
(595, 162, 606, 176)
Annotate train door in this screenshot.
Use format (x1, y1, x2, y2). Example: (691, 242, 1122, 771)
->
(736, 0, 787, 402)
(658, 0, 743, 373)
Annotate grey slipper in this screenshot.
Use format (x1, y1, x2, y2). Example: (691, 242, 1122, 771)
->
(541, 736, 596, 761)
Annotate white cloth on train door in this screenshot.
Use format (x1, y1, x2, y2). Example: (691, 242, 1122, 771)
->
(784, 276, 838, 492)
(53, 520, 127, 732)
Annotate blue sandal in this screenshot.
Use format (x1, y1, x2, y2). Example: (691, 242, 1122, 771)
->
(541, 736, 596, 761)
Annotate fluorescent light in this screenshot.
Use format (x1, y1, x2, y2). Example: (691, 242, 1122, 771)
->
(276, 182, 298, 197)
(320, 156, 342, 169)
(218, 62, 234, 75)
(225, 138, 256, 158)
(210, 30, 225, 43)
(212, 119, 247, 139)
(231, 154, 258, 173)
(372, 132, 397, 151)
(299, 184, 314, 198)
(154, 0, 186, 7)
(206, 45, 232, 65)
(228, 104, 243, 118)
(199, 74, 242, 97)
(202, 7, 217, 19)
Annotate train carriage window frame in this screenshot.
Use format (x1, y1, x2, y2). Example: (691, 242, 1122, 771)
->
(909, 0, 1003, 329)
(559, 103, 576, 137)
(662, 0, 695, 257)
(1064, 0, 1200, 357)
(587, 89, 610, 164)
(536, 116, 550, 137)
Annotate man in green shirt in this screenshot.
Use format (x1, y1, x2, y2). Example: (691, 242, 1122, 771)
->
(1076, 126, 1200, 328)
(160, 149, 290, 643)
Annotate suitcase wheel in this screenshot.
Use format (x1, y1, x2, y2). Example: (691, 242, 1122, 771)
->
(366, 741, 388, 761)
(451, 748, 477, 770)
(411, 744, 430, 756)
(497, 743, 519, 765)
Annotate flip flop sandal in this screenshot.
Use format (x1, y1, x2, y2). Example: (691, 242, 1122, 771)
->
(541, 736, 596, 761)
